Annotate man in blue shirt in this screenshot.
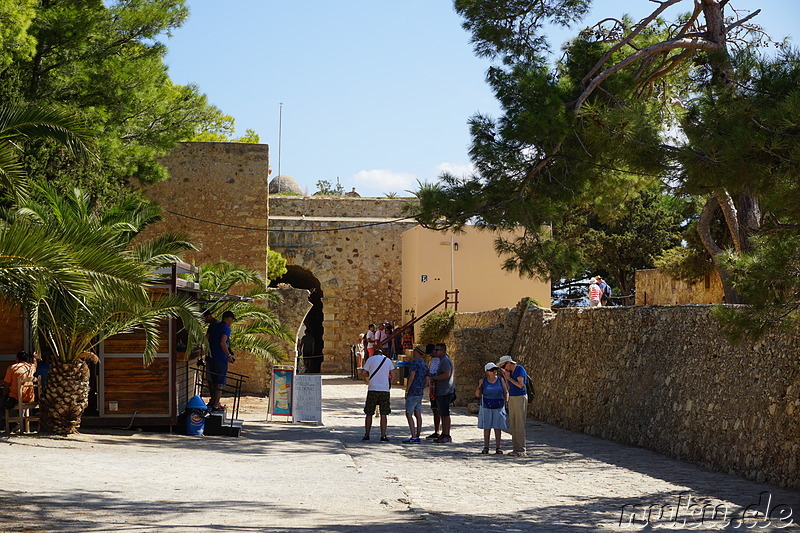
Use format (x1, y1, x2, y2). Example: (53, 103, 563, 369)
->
(430, 343, 455, 443)
(207, 310, 235, 411)
(499, 355, 528, 456)
(402, 346, 428, 443)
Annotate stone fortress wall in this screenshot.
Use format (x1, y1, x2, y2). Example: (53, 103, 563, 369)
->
(149, 141, 270, 270)
(149, 142, 415, 380)
(445, 301, 800, 491)
(269, 196, 417, 373)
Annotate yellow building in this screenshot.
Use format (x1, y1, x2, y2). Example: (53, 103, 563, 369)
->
(401, 226, 551, 319)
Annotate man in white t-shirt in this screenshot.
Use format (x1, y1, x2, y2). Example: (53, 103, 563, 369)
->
(360, 350, 395, 442)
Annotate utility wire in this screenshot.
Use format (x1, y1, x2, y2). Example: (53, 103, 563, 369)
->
(163, 209, 416, 233)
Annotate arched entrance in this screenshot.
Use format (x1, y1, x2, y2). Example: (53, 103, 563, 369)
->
(272, 265, 324, 373)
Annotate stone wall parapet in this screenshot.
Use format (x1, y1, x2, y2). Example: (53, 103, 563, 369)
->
(270, 196, 414, 219)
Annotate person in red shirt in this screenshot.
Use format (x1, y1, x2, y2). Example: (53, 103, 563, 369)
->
(2, 351, 36, 410)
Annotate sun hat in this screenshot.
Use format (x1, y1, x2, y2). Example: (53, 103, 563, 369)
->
(497, 355, 516, 366)
(484, 362, 499, 371)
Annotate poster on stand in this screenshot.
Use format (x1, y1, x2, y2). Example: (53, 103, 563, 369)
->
(268, 365, 294, 420)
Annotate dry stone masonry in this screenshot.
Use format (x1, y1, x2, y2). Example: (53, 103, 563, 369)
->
(445, 301, 799, 491)
(269, 196, 417, 372)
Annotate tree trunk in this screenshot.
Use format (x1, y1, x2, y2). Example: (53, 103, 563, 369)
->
(733, 189, 761, 254)
(40, 360, 90, 436)
(617, 273, 634, 306)
(697, 194, 744, 304)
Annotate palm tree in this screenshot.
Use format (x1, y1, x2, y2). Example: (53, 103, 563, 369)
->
(0, 105, 204, 434)
(200, 261, 293, 364)
(8, 186, 203, 434)
(0, 214, 204, 434)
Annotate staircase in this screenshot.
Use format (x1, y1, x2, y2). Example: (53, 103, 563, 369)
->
(189, 363, 249, 437)
(204, 408, 244, 437)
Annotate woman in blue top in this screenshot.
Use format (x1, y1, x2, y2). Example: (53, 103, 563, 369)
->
(475, 362, 509, 454)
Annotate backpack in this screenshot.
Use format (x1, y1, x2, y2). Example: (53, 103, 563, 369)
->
(602, 284, 611, 299)
(525, 377, 535, 402)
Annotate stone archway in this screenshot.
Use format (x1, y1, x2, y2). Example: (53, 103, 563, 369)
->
(273, 265, 324, 373)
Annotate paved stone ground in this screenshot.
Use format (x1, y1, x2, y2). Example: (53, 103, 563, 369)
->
(1, 375, 797, 532)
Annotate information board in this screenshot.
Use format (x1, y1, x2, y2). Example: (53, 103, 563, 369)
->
(269, 365, 294, 419)
(292, 374, 322, 424)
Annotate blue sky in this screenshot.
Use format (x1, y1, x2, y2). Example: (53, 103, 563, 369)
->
(164, 1, 798, 198)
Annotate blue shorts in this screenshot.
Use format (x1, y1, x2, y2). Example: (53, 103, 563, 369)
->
(405, 395, 423, 413)
(206, 357, 228, 385)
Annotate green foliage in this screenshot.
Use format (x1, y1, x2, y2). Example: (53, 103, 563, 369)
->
(190, 114, 260, 143)
(0, 0, 37, 70)
(417, 1, 800, 334)
(492, 187, 687, 300)
(313, 179, 345, 196)
(11, 182, 197, 268)
(654, 214, 718, 283)
(522, 297, 543, 308)
(715, 231, 800, 341)
(1, 191, 203, 364)
(418, 309, 456, 345)
(267, 249, 288, 282)
(0, 0, 237, 204)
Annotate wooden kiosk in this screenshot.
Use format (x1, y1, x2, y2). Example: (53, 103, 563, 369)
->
(3, 261, 249, 430)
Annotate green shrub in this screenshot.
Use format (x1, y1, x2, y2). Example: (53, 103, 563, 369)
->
(418, 309, 455, 345)
(523, 297, 543, 308)
(267, 249, 287, 282)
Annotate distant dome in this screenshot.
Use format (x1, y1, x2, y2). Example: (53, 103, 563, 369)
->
(345, 187, 361, 197)
(269, 175, 303, 195)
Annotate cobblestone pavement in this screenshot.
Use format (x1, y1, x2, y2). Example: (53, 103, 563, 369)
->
(1, 375, 797, 532)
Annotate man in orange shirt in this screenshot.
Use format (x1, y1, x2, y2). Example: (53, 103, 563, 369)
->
(2, 351, 36, 410)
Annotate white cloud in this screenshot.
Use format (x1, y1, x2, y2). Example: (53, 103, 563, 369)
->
(435, 162, 475, 178)
(352, 169, 418, 197)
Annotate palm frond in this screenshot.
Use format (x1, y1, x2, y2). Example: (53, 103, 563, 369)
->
(229, 333, 288, 365)
(0, 141, 28, 200)
(130, 231, 198, 267)
(0, 105, 94, 162)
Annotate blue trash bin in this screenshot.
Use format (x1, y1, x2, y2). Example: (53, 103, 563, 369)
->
(185, 395, 209, 436)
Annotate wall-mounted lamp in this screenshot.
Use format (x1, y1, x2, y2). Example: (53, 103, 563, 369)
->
(453, 242, 459, 251)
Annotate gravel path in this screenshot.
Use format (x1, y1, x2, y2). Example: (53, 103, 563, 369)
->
(1, 375, 797, 532)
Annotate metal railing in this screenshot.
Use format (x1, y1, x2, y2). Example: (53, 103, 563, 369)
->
(191, 361, 249, 423)
(375, 289, 460, 354)
(349, 345, 361, 380)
